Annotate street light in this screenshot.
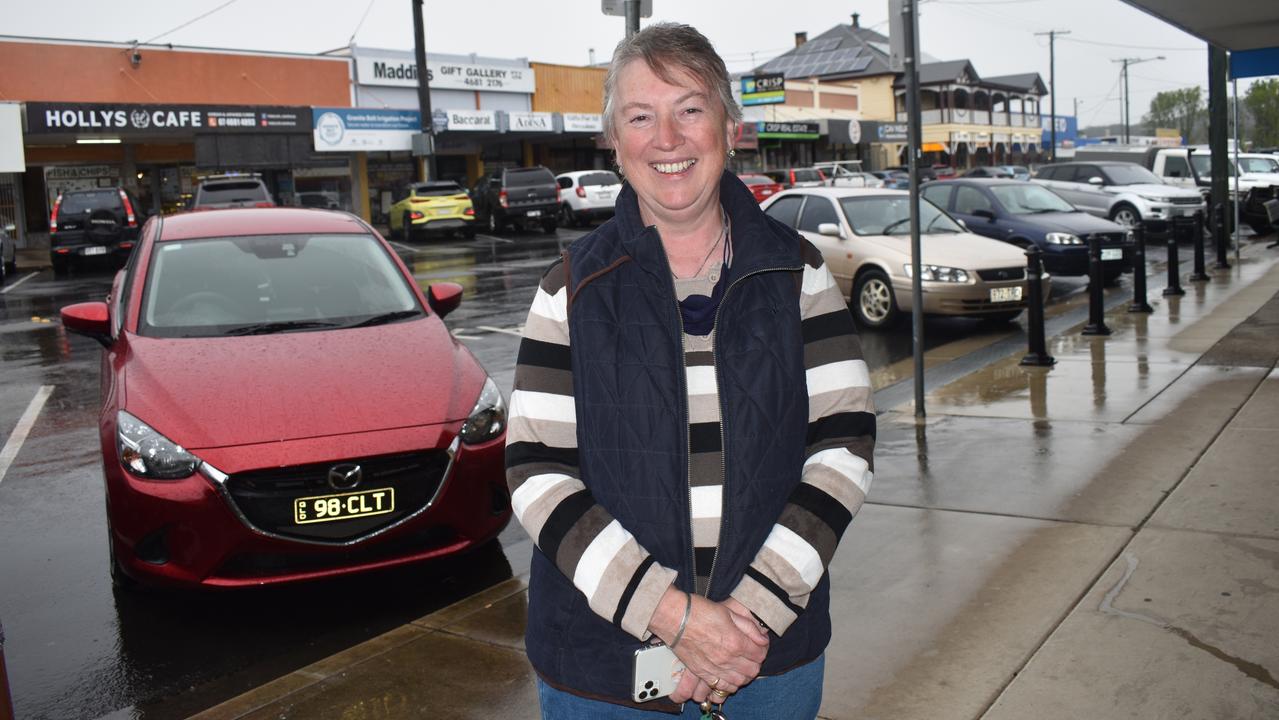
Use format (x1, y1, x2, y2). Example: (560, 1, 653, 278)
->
(1113, 55, 1165, 143)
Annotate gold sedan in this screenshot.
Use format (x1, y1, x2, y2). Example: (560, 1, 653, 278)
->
(388, 181, 476, 240)
(762, 187, 1038, 328)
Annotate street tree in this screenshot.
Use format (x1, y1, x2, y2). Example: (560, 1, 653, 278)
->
(1145, 87, 1203, 143)
(1244, 79, 1279, 147)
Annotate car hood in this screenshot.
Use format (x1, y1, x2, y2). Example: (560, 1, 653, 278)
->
(1004, 211, 1126, 236)
(1239, 172, 1279, 186)
(1107, 183, 1201, 198)
(120, 319, 482, 450)
(868, 231, 1028, 270)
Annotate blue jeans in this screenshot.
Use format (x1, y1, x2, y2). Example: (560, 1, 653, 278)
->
(537, 655, 824, 719)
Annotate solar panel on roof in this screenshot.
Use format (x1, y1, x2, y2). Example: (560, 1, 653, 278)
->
(850, 56, 873, 72)
(798, 38, 840, 53)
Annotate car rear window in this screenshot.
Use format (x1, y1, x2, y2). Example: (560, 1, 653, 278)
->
(739, 175, 771, 185)
(60, 190, 121, 214)
(198, 181, 270, 203)
(414, 182, 465, 196)
(505, 169, 556, 187)
(792, 169, 822, 183)
(579, 172, 621, 187)
(140, 233, 421, 338)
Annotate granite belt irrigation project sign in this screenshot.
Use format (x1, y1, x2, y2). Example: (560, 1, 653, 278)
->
(313, 107, 420, 152)
(740, 74, 785, 106)
(26, 103, 309, 134)
(355, 53, 535, 94)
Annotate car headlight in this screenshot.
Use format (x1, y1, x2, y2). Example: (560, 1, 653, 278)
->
(1045, 232, 1085, 245)
(459, 377, 506, 445)
(1141, 195, 1174, 203)
(117, 410, 200, 479)
(903, 264, 970, 283)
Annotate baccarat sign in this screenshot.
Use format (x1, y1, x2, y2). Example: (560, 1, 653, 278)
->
(26, 103, 309, 135)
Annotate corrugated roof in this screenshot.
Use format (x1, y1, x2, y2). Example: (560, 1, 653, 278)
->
(984, 73, 1048, 94)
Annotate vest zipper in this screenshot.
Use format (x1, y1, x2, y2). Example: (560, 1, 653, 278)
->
(704, 264, 802, 599)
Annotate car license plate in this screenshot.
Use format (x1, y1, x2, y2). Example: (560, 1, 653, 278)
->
(990, 286, 1023, 303)
(293, 488, 395, 525)
(84, 246, 108, 256)
(527, 210, 542, 218)
(1101, 248, 1123, 261)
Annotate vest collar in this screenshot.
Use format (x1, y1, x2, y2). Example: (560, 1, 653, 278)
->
(613, 170, 801, 283)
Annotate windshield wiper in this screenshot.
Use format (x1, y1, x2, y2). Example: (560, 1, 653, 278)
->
(224, 320, 341, 336)
(345, 310, 422, 328)
(1026, 207, 1062, 214)
(881, 217, 911, 235)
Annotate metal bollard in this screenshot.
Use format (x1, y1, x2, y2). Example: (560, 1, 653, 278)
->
(1128, 223, 1153, 313)
(1214, 202, 1231, 269)
(1189, 210, 1210, 282)
(1163, 221, 1186, 297)
(1021, 246, 1055, 366)
(1082, 234, 1112, 336)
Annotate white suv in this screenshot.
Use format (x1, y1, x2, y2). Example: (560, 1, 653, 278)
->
(1032, 161, 1203, 234)
(556, 170, 622, 227)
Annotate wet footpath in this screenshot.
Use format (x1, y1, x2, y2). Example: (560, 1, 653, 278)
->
(189, 240, 1279, 720)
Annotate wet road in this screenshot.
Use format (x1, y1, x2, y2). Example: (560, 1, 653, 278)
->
(0, 224, 1134, 719)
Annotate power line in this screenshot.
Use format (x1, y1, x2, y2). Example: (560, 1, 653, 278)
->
(348, 0, 378, 46)
(138, 0, 240, 46)
(1061, 36, 1203, 52)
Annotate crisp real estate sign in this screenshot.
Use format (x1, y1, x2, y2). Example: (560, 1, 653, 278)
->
(356, 53, 535, 94)
(756, 121, 819, 140)
(26, 103, 309, 134)
(740, 74, 786, 106)
(313, 107, 420, 152)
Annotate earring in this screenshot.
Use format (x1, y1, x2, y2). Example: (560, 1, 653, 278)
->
(727, 149, 736, 158)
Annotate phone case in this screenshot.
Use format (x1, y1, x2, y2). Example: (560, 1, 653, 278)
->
(632, 643, 686, 702)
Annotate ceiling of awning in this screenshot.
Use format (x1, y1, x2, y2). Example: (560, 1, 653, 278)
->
(1120, 0, 1279, 51)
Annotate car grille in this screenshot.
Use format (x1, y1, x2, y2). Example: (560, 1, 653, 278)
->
(1083, 232, 1129, 246)
(1171, 197, 1202, 205)
(939, 297, 1028, 313)
(976, 267, 1026, 282)
(224, 450, 451, 544)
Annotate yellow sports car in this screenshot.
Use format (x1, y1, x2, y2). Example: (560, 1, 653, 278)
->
(388, 181, 476, 240)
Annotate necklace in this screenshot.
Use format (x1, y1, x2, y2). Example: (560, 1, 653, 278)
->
(672, 213, 729, 280)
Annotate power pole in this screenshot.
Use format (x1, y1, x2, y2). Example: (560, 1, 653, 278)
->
(411, 0, 438, 182)
(1113, 56, 1164, 143)
(624, 0, 640, 38)
(1034, 30, 1069, 162)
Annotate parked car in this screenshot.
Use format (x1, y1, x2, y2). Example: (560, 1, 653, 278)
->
(764, 167, 827, 189)
(296, 191, 340, 209)
(388, 180, 477, 240)
(191, 175, 276, 211)
(923, 179, 1134, 282)
(761, 187, 1033, 328)
(49, 187, 144, 275)
(1031, 161, 1204, 234)
(556, 170, 622, 227)
(872, 170, 911, 189)
(931, 164, 958, 179)
(962, 166, 1013, 179)
(1000, 165, 1031, 181)
(737, 173, 785, 203)
(471, 166, 559, 234)
(59, 208, 511, 588)
(1, 221, 18, 283)
(814, 161, 881, 188)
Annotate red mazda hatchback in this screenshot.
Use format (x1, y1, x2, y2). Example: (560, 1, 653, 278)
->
(61, 208, 511, 589)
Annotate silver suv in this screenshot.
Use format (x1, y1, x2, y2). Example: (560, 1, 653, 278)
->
(1031, 161, 1203, 234)
(192, 175, 275, 210)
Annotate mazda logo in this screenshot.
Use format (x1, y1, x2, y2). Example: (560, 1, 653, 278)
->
(327, 463, 362, 490)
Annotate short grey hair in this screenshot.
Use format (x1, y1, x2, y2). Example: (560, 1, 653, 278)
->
(602, 23, 742, 148)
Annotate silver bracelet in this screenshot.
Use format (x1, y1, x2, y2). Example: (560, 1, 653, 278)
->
(669, 591, 692, 649)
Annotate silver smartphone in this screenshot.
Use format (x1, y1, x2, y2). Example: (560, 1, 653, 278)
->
(632, 643, 686, 702)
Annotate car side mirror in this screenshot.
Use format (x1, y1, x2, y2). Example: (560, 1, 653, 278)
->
(817, 223, 844, 239)
(428, 282, 464, 318)
(973, 208, 996, 221)
(956, 219, 969, 230)
(1087, 176, 1104, 185)
(61, 302, 113, 348)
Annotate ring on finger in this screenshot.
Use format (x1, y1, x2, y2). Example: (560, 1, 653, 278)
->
(708, 677, 720, 690)
(712, 688, 729, 698)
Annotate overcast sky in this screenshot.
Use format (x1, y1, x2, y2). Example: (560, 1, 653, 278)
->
(4, 0, 1258, 128)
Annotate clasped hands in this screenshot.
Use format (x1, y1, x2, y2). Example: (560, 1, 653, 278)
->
(649, 585, 770, 704)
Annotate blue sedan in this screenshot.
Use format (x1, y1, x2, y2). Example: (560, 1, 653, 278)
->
(922, 179, 1134, 282)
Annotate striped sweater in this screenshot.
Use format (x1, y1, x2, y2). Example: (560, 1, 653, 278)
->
(506, 238, 874, 641)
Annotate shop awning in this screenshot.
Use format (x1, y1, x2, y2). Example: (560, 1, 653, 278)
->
(922, 142, 947, 153)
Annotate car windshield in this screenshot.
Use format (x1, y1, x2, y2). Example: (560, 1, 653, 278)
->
(1102, 165, 1163, 185)
(740, 175, 772, 185)
(140, 233, 422, 338)
(199, 181, 269, 203)
(60, 190, 121, 214)
(579, 172, 621, 187)
(1239, 157, 1279, 173)
(414, 182, 465, 196)
(838, 195, 963, 235)
(989, 184, 1075, 214)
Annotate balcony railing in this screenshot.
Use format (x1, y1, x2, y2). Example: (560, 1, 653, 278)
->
(895, 110, 1041, 128)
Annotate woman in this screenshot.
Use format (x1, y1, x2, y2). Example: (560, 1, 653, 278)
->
(506, 23, 875, 719)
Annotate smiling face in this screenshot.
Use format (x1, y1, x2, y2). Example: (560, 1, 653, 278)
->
(611, 60, 735, 230)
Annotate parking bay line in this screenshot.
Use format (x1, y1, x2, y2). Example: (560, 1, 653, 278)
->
(474, 325, 525, 338)
(0, 385, 54, 486)
(0, 271, 40, 294)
